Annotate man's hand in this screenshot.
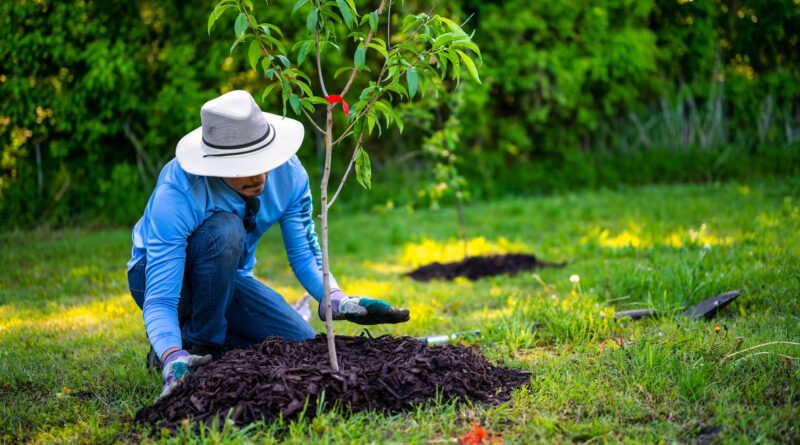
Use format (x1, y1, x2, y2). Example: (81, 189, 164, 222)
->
(320, 289, 410, 325)
(157, 350, 212, 402)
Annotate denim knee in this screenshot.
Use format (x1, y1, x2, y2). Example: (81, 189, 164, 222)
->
(188, 212, 245, 267)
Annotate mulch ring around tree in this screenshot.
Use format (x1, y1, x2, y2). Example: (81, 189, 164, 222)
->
(406, 253, 565, 282)
(136, 335, 530, 430)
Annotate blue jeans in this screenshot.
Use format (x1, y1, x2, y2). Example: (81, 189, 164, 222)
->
(128, 212, 316, 352)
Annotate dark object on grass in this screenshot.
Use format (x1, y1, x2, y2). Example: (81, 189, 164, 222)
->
(601, 308, 659, 321)
(693, 425, 724, 445)
(602, 290, 744, 323)
(616, 308, 658, 320)
(146, 346, 161, 371)
(683, 290, 743, 320)
(136, 335, 530, 430)
(406, 253, 565, 282)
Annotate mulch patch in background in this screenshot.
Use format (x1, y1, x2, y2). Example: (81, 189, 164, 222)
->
(406, 253, 565, 282)
(136, 335, 530, 430)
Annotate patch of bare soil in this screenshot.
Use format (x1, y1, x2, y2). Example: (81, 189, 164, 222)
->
(406, 253, 565, 282)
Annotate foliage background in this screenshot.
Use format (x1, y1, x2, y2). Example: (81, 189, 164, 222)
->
(1, 0, 799, 227)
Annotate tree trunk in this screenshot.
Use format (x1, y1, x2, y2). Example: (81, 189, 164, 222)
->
(455, 190, 468, 260)
(320, 106, 339, 370)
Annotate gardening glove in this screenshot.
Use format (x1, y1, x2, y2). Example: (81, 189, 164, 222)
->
(156, 349, 212, 402)
(319, 289, 410, 325)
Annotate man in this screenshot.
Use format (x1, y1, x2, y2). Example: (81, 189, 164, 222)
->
(127, 90, 409, 399)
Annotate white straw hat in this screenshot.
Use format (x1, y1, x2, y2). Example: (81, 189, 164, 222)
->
(176, 90, 304, 177)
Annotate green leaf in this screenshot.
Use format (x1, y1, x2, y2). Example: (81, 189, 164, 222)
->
(300, 99, 315, 112)
(277, 55, 291, 68)
(355, 147, 372, 189)
(260, 23, 284, 39)
(354, 46, 366, 70)
(306, 8, 318, 33)
(291, 0, 309, 15)
(334, 66, 354, 78)
(297, 40, 312, 66)
(345, 0, 359, 17)
(455, 40, 482, 61)
(305, 96, 331, 105)
(291, 68, 313, 84)
(281, 80, 291, 115)
(248, 40, 261, 70)
(336, 0, 353, 29)
(433, 33, 457, 50)
(261, 82, 279, 102)
(229, 38, 241, 55)
(208, 4, 234, 35)
(406, 67, 418, 99)
(264, 35, 286, 55)
(289, 94, 301, 114)
(456, 49, 480, 83)
(294, 79, 313, 97)
(367, 42, 388, 59)
(385, 82, 408, 98)
(359, 85, 377, 100)
(234, 12, 248, 39)
(242, 0, 253, 11)
(435, 16, 464, 34)
(369, 11, 378, 33)
(395, 114, 404, 133)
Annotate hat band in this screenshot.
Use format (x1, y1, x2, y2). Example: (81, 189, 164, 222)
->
(202, 124, 277, 158)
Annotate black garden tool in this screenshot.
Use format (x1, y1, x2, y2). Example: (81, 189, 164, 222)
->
(602, 290, 744, 321)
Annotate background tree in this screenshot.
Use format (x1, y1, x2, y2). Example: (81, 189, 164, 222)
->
(419, 88, 470, 259)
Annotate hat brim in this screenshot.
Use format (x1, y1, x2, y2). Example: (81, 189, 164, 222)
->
(176, 112, 305, 178)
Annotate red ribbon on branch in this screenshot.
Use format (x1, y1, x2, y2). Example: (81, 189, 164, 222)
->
(325, 95, 350, 116)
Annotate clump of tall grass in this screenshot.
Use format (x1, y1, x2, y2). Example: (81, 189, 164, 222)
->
(597, 78, 799, 153)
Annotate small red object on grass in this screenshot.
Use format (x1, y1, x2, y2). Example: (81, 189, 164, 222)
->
(324, 95, 350, 116)
(457, 423, 504, 445)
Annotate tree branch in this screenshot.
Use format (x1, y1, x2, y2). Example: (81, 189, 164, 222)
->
(302, 108, 327, 135)
(386, 0, 392, 52)
(315, 29, 329, 97)
(328, 131, 364, 208)
(239, 0, 272, 60)
(121, 119, 158, 179)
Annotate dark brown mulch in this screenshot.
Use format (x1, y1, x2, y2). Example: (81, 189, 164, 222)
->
(406, 253, 565, 282)
(135, 335, 530, 430)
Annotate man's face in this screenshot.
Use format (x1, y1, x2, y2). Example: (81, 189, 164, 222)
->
(223, 172, 268, 198)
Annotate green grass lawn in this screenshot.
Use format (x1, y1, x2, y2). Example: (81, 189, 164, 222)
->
(2, 180, 799, 444)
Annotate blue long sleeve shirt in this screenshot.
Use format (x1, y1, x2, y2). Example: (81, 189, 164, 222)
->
(127, 155, 337, 358)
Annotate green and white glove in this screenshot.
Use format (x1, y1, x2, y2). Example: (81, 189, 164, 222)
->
(320, 289, 410, 325)
(157, 350, 212, 402)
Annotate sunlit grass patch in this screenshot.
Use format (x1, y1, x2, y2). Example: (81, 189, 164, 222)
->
(581, 222, 736, 250)
(399, 236, 529, 268)
(0, 294, 139, 338)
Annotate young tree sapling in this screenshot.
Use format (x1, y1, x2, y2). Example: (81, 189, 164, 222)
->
(210, 0, 481, 370)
